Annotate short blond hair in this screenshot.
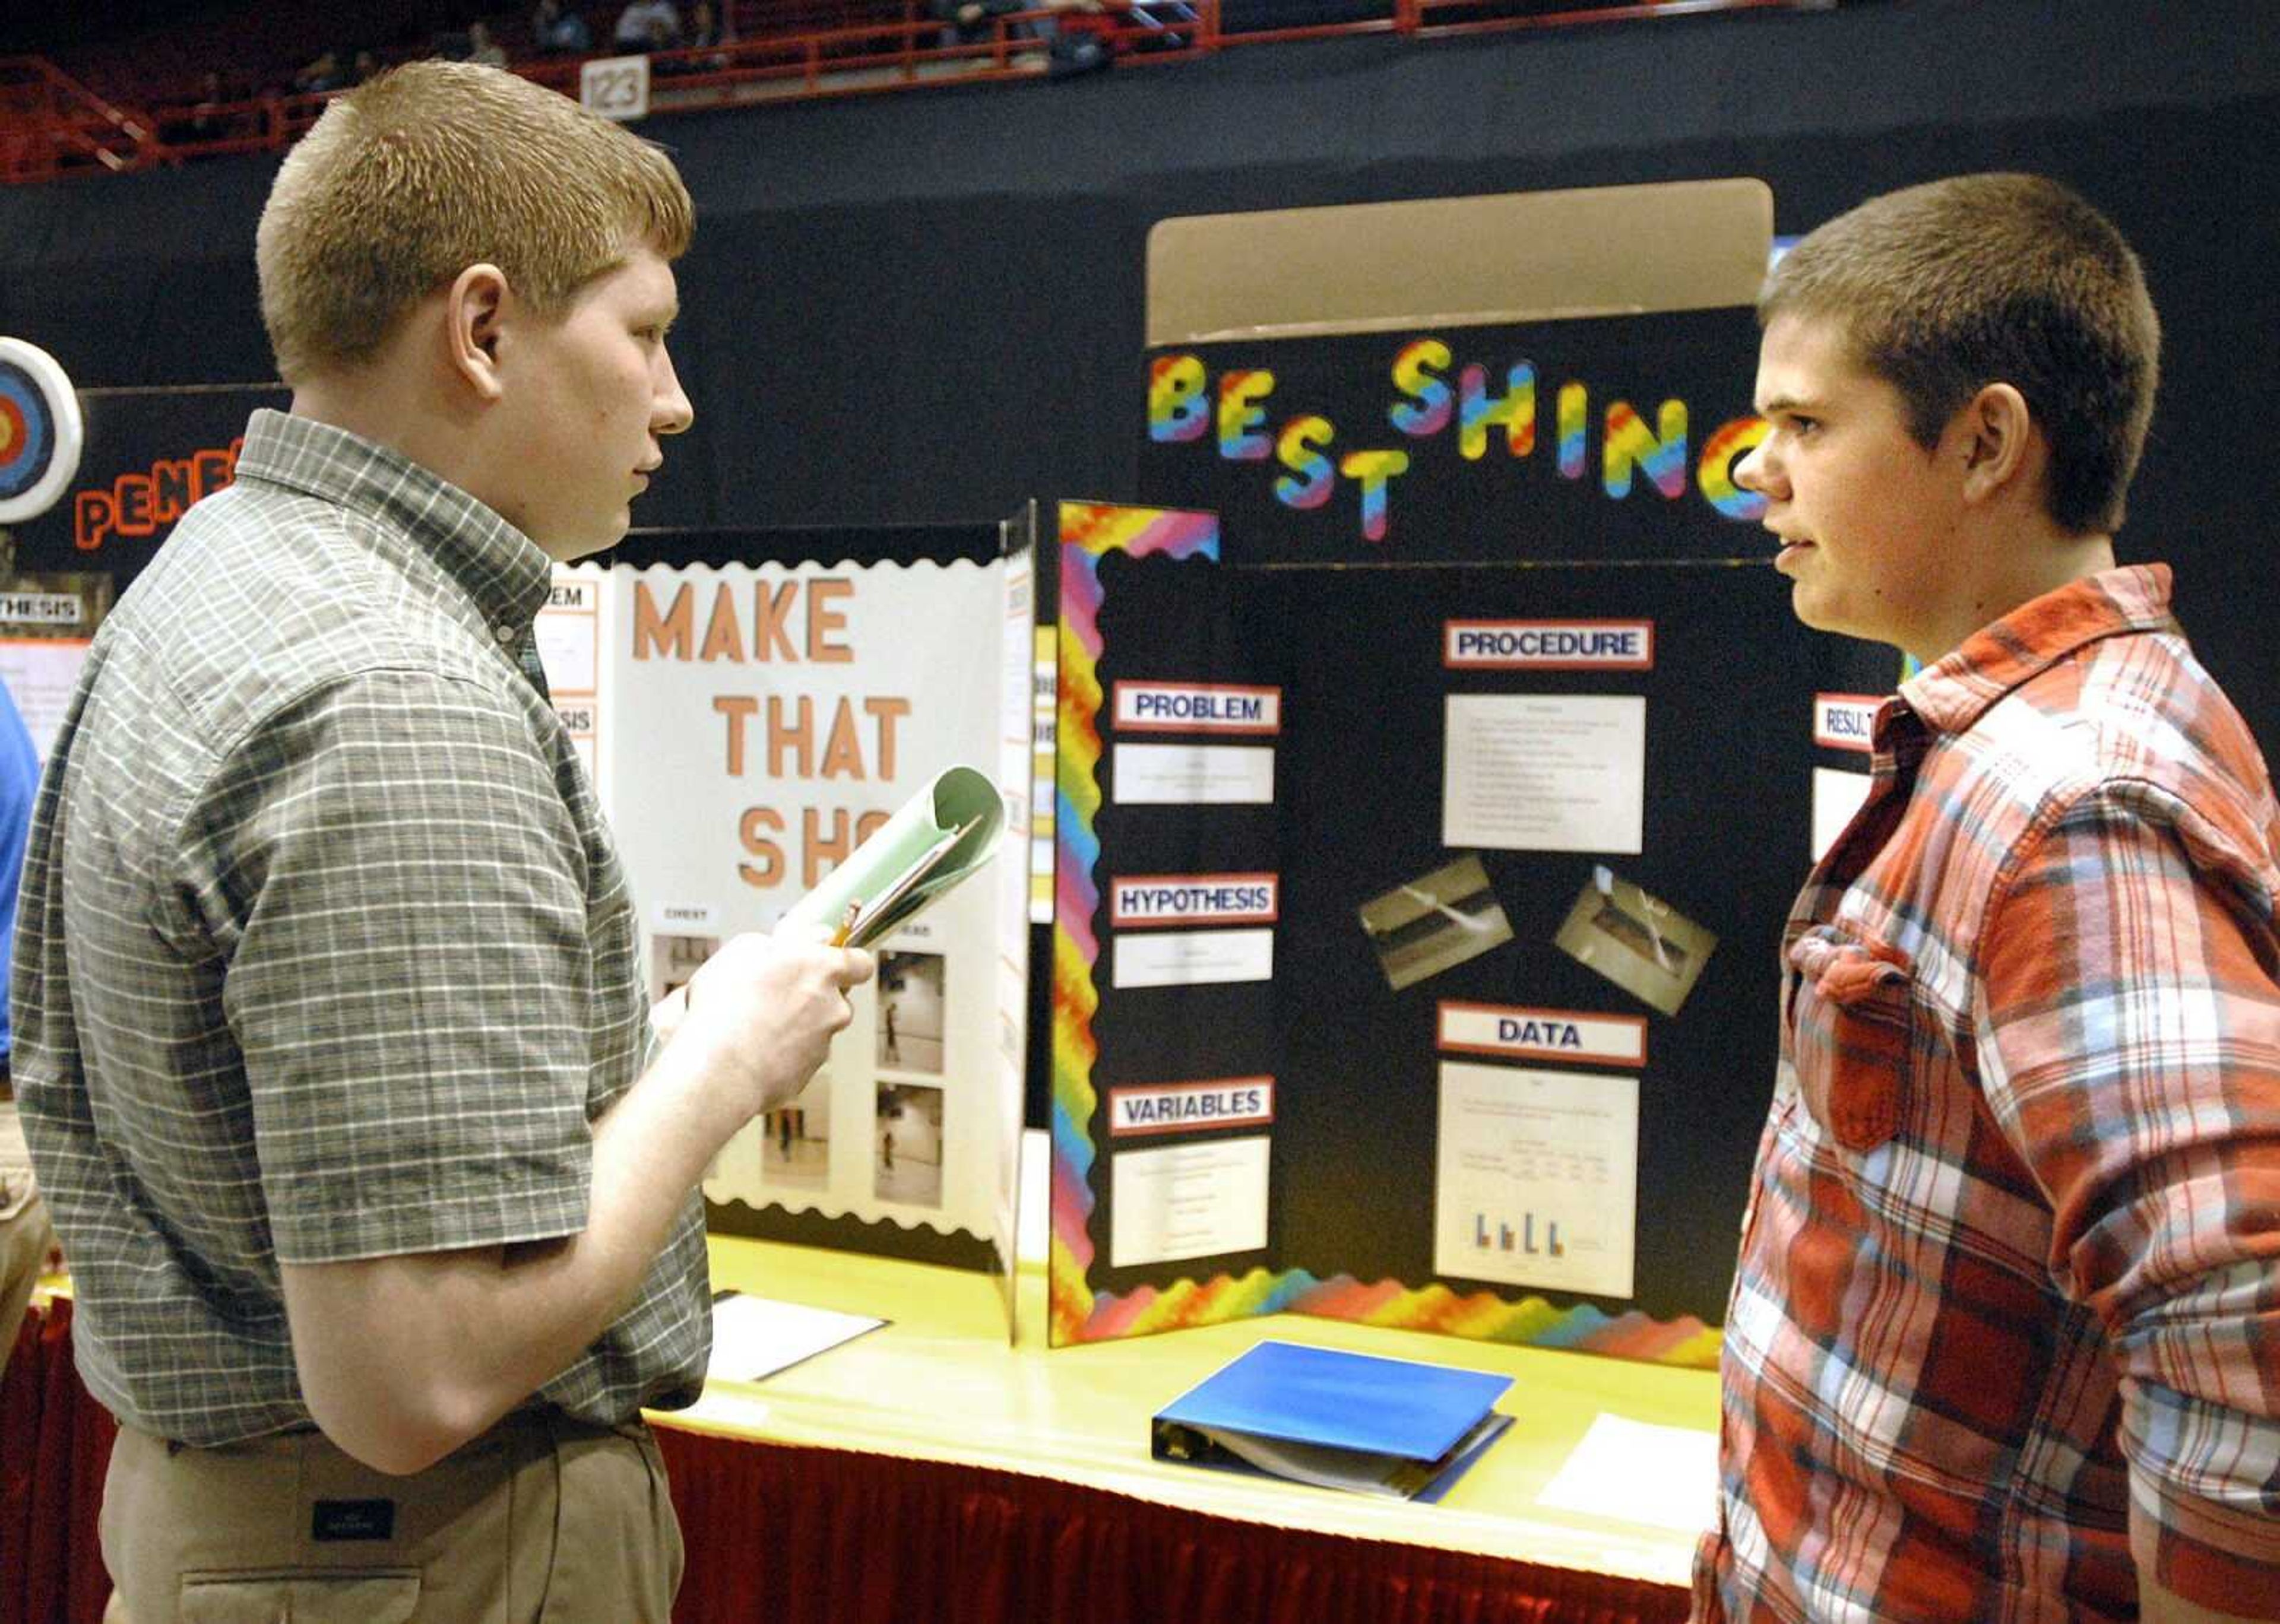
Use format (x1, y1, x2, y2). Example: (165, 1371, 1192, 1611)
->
(256, 61, 693, 383)
(1761, 174, 2158, 537)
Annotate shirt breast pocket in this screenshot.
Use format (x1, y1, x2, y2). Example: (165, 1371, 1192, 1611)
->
(1787, 929, 1917, 1155)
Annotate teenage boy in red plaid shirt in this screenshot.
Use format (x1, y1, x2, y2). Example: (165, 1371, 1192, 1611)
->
(1697, 174, 2280, 1623)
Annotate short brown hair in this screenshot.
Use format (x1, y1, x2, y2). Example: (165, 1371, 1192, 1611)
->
(256, 61, 693, 383)
(1760, 173, 2159, 535)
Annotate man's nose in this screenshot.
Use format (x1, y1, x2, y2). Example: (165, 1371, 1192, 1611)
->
(655, 353, 695, 436)
(1734, 436, 1774, 496)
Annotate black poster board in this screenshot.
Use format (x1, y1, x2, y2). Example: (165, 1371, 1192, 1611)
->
(1049, 497, 1828, 1355)
(1085, 553, 1816, 1325)
(1051, 250, 1904, 1356)
(1137, 310, 1768, 566)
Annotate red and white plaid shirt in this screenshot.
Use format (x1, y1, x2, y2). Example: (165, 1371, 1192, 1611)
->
(1696, 565, 2280, 1622)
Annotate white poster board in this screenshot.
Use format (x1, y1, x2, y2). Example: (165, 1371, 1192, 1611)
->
(538, 559, 1028, 1283)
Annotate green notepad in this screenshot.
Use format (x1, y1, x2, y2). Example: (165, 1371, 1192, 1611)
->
(781, 765, 1005, 949)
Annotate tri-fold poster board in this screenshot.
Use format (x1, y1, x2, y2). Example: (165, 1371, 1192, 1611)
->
(537, 517, 1038, 1334)
(1047, 180, 1896, 1360)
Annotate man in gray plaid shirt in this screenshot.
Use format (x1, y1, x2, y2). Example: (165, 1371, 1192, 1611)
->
(14, 61, 873, 1622)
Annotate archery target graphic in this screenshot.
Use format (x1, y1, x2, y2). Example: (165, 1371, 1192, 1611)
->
(0, 338, 85, 525)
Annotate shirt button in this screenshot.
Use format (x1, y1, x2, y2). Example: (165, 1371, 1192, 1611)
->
(495, 623, 517, 643)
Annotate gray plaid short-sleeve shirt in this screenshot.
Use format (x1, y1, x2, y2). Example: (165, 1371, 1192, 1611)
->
(12, 410, 710, 1444)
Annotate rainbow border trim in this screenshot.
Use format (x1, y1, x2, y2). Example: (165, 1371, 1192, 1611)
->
(1045, 500, 1718, 1366)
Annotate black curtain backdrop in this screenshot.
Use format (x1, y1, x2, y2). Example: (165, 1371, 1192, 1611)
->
(1, 0, 2275, 721)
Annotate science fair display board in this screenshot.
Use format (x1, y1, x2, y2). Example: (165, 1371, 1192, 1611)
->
(1048, 182, 1895, 1359)
(0, 367, 282, 757)
(539, 518, 1036, 1308)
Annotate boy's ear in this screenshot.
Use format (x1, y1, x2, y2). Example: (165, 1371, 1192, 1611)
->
(1956, 381, 2038, 506)
(444, 264, 512, 402)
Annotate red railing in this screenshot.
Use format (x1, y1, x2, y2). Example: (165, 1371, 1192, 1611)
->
(0, 0, 1799, 186)
(0, 55, 168, 180)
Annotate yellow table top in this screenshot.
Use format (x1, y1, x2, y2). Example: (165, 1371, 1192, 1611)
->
(660, 1235, 1718, 1589)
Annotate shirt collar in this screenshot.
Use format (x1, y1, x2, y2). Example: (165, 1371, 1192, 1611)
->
(232, 408, 554, 635)
(1896, 563, 2178, 738)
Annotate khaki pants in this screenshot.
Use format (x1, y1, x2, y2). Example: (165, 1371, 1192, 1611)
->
(102, 1410, 683, 1624)
(0, 1098, 58, 1384)
(0, 1187, 55, 1382)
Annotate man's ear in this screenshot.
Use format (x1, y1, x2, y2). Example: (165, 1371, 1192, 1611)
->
(1956, 382, 2040, 507)
(444, 264, 512, 402)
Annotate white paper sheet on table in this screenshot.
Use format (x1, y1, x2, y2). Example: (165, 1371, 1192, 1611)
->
(1534, 1412, 1718, 1534)
(705, 1293, 886, 1384)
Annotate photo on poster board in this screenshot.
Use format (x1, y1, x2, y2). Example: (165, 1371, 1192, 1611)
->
(763, 1070, 831, 1191)
(1356, 854, 1513, 992)
(876, 950, 946, 1075)
(649, 931, 718, 1004)
(1551, 865, 1716, 1017)
(874, 1083, 945, 1207)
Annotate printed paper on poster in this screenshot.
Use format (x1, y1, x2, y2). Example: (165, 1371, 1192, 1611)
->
(1110, 1135, 1271, 1268)
(1113, 743, 1275, 805)
(0, 639, 90, 761)
(535, 577, 601, 694)
(1113, 928, 1274, 989)
(1812, 766, 1872, 862)
(1433, 1061, 1637, 1300)
(1442, 694, 1644, 854)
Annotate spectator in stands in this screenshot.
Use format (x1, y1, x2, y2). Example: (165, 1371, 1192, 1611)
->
(687, 1, 736, 55)
(167, 70, 249, 144)
(186, 71, 227, 138)
(534, 0, 593, 52)
(658, 0, 734, 72)
(468, 20, 509, 66)
(352, 49, 385, 82)
(615, 0, 683, 49)
(290, 47, 349, 94)
(929, 0, 1038, 50)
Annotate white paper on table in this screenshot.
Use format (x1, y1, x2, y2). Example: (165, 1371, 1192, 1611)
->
(1534, 1412, 1719, 1534)
(704, 1293, 885, 1385)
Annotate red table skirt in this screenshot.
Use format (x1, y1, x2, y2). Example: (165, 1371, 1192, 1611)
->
(3, 1302, 1685, 1624)
(1, 1299, 116, 1624)
(657, 1421, 1689, 1624)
